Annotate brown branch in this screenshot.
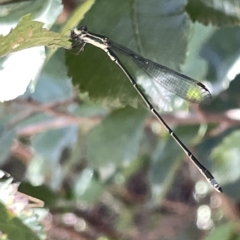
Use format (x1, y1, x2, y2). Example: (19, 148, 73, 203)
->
(7, 98, 240, 137)
(16, 109, 240, 137)
(16, 116, 100, 136)
(8, 97, 78, 127)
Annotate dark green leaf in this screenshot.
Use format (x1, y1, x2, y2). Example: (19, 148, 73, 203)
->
(19, 182, 56, 207)
(80, 0, 191, 68)
(66, 44, 145, 108)
(186, 0, 240, 27)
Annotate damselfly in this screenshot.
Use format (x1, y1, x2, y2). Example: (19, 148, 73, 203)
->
(70, 26, 222, 193)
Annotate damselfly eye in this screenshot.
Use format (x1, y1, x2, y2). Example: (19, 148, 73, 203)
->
(78, 26, 87, 32)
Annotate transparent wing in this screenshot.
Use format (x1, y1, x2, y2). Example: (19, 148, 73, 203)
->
(110, 41, 212, 105)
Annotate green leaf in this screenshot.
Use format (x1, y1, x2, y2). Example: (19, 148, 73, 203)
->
(73, 168, 105, 203)
(66, 0, 191, 108)
(211, 129, 240, 185)
(0, 14, 71, 57)
(186, 0, 240, 27)
(181, 22, 215, 80)
(32, 126, 78, 162)
(87, 107, 148, 168)
(208, 128, 240, 198)
(149, 137, 183, 201)
(19, 183, 56, 207)
(66, 43, 144, 108)
(204, 222, 235, 240)
(0, 202, 40, 240)
(28, 126, 78, 187)
(200, 27, 240, 90)
(149, 125, 203, 200)
(80, 0, 191, 68)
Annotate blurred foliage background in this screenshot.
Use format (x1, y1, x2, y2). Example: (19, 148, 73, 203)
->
(1, 0, 240, 239)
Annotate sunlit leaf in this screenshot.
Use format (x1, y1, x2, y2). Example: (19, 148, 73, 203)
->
(0, 14, 70, 57)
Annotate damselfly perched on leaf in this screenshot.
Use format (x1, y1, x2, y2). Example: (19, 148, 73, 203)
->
(70, 26, 221, 193)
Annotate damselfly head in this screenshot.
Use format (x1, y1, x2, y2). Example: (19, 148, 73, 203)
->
(70, 26, 88, 42)
(78, 26, 87, 32)
(70, 28, 86, 51)
(73, 26, 88, 36)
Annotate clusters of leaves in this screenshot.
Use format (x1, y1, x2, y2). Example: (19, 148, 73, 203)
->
(1, 0, 240, 240)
